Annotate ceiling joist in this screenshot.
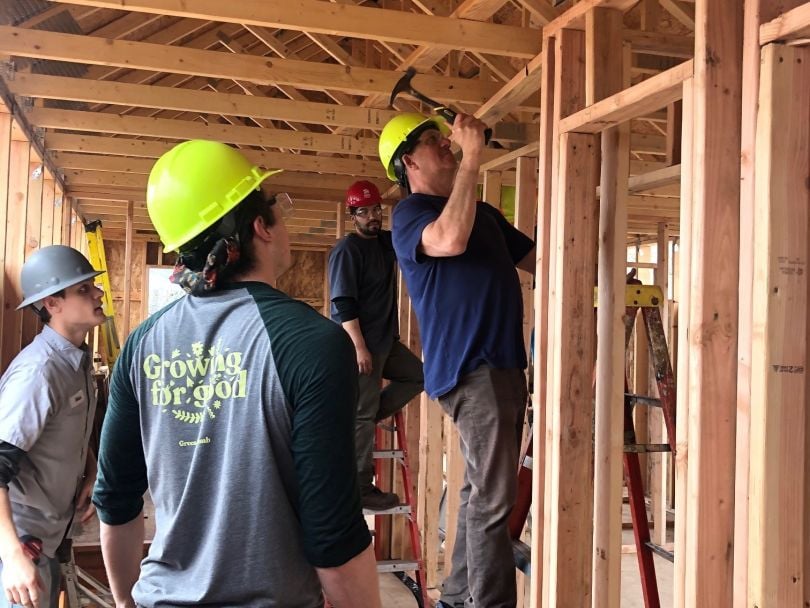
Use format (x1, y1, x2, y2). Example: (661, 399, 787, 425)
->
(48, 0, 543, 58)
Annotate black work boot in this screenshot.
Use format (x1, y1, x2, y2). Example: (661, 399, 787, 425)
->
(360, 485, 400, 511)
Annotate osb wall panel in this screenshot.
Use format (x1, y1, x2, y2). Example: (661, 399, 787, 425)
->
(104, 239, 146, 338)
(278, 249, 327, 313)
(104, 245, 328, 342)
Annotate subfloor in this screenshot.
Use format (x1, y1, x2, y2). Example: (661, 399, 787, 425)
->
(75, 497, 673, 607)
(386, 546, 675, 608)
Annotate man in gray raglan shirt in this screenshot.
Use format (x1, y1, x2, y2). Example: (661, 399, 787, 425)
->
(93, 140, 381, 608)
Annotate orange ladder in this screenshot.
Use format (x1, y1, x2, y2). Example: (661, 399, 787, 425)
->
(372, 409, 429, 607)
(506, 283, 677, 608)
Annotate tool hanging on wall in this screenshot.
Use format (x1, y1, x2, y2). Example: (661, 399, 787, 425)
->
(389, 67, 493, 144)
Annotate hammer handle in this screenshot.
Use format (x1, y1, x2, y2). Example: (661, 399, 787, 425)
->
(435, 107, 492, 145)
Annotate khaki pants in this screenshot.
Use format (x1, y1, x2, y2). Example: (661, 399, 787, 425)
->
(439, 366, 528, 608)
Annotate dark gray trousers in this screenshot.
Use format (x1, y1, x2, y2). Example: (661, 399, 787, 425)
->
(355, 340, 424, 489)
(439, 366, 528, 608)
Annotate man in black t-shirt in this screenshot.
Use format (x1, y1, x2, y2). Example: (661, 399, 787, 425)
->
(328, 180, 424, 511)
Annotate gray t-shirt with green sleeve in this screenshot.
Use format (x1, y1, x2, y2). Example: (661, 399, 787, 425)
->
(93, 282, 370, 607)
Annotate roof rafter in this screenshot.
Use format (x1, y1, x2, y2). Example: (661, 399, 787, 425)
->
(28, 107, 380, 155)
(0, 26, 503, 104)
(49, 0, 542, 58)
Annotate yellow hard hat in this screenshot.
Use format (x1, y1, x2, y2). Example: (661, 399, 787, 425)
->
(147, 140, 282, 252)
(378, 113, 450, 182)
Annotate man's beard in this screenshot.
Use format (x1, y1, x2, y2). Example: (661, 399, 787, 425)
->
(357, 221, 381, 236)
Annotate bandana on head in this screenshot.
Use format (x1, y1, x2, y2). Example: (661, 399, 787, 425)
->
(170, 235, 241, 296)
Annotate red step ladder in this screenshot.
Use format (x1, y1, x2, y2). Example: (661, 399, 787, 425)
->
(506, 282, 677, 608)
(372, 409, 430, 607)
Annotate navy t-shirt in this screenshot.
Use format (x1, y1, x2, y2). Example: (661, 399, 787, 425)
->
(328, 231, 399, 355)
(392, 193, 534, 398)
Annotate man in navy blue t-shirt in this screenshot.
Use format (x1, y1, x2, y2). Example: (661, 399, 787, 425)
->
(328, 180, 424, 511)
(379, 112, 535, 608)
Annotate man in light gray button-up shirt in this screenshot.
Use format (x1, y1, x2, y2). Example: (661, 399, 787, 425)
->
(0, 246, 106, 608)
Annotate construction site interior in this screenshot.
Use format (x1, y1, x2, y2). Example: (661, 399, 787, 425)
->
(0, 0, 808, 606)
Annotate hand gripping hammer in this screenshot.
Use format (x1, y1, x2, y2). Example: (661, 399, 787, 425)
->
(389, 68, 492, 144)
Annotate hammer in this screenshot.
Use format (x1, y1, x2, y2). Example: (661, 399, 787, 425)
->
(389, 68, 492, 144)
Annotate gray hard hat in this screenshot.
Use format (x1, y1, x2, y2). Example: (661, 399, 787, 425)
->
(17, 245, 104, 310)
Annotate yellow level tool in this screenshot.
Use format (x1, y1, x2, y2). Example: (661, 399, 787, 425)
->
(593, 285, 665, 308)
(84, 220, 120, 365)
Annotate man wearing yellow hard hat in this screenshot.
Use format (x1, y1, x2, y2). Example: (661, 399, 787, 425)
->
(380, 114, 536, 608)
(92, 140, 381, 608)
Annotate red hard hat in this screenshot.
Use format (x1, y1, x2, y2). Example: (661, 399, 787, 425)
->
(345, 180, 382, 208)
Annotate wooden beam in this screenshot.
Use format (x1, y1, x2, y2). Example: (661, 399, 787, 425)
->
(659, 0, 696, 29)
(760, 2, 810, 44)
(560, 59, 692, 134)
(673, 72, 693, 608)
(530, 35, 555, 607)
(747, 42, 809, 607)
(476, 51, 545, 125)
(546, 129, 600, 608)
(122, 200, 134, 336)
(483, 171, 503, 207)
(543, 0, 641, 35)
(479, 142, 540, 172)
(543, 26, 599, 608)
(665, 100, 683, 165)
(681, 0, 743, 604)
(589, 8, 628, 608)
(416, 394, 444, 588)
(52, 153, 156, 174)
(627, 164, 681, 193)
(471, 27, 690, 127)
(622, 30, 695, 58)
(28, 108, 379, 156)
(50, 149, 387, 179)
(62, 168, 388, 196)
(46, 135, 388, 178)
(0, 26, 502, 104)
(650, 222, 671, 548)
(3, 140, 30, 370)
(8, 74, 398, 131)
(48, 0, 541, 58)
(513, 0, 561, 24)
(45, 133, 170, 158)
(732, 1, 767, 601)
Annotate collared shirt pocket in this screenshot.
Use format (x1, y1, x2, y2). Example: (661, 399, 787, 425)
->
(69, 390, 87, 410)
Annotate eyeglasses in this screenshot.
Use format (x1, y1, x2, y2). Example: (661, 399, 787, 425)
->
(413, 131, 445, 149)
(271, 192, 294, 219)
(354, 205, 383, 218)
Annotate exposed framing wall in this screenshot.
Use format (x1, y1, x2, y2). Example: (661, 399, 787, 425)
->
(0, 101, 75, 373)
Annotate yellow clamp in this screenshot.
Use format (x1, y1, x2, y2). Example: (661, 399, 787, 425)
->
(593, 285, 665, 308)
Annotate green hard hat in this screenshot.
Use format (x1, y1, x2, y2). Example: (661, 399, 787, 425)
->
(378, 113, 450, 182)
(147, 140, 282, 252)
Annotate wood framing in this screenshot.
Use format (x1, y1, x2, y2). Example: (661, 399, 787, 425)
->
(747, 42, 809, 607)
(759, 2, 810, 44)
(589, 7, 632, 608)
(544, 128, 599, 608)
(681, 0, 743, 605)
(530, 33, 555, 608)
(0, 26, 507, 104)
(560, 59, 692, 134)
(50, 0, 542, 57)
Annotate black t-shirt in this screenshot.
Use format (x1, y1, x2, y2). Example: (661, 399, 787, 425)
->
(328, 230, 399, 355)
